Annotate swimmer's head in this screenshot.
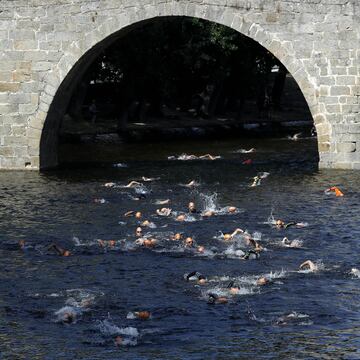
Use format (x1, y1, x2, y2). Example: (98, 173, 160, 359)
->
(62, 311, 75, 323)
(188, 202, 196, 213)
(62, 250, 71, 257)
(135, 211, 142, 219)
(223, 233, 232, 241)
(114, 336, 123, 346)
(276, 219, 284, 228)
(18, 240, 25, 249)
(141, 220, 150, 226)
(185, 237, 193, 247)
(257, 277, 269, 286)
(176, 214, 185, 222)
(228, 206, 236, 213)
(198, 278, 207, 285)
(229, 287, 240, 295)
(134, 311, 151, 320)
(136, 227, 142, 236)
(108, 240, 116, 247)
(197, 246, 205, 253)
(173, 233, 182, 241)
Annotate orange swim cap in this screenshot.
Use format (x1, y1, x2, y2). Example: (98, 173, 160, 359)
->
(329, 186, 344, 197)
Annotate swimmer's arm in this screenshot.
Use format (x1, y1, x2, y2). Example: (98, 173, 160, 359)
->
(185, 271, 197, 281)
(231, 228, 244, 236)
(126, 181, 141, 187)
(299, 260, 314, 270)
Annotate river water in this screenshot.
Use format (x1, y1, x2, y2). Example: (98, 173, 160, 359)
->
(1, 137, 360, 359)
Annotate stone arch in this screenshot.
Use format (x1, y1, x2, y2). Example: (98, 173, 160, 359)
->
(34, 2, 323, 169)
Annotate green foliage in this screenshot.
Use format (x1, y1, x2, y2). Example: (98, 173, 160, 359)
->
(85, 17, 281, 110)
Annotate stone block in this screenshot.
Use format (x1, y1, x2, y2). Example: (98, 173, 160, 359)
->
(9, 93, 31, 104)
(12, 125, 26, 137)
(9, 30, 35, 40)
(3, 136, 28, 146)
(0, 82, 20, 93)
(336, 76, 356, 86)
(332, 162, 352, 170)
(351, 163, 360, 170)
(330, 86, 350, 96)
(0, 146, 15, 157)
(12, 71, 32, 82)
(14, 40, 38, 50)
(318, 141, 330, 152)
(336, 142, 356, 153)
(19, 103, 38, 114)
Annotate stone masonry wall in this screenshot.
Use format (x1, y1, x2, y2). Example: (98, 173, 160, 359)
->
(0, 0, 359, 169)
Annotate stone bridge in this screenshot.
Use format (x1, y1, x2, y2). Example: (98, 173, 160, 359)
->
(0, 0, 359, 169)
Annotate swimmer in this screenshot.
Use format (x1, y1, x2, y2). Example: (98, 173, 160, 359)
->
(281, 237, 302, 248)
(325, 186, 344, 197)
(135, 226, 143, 237)
(197, 245, 205, 253)
(176, 214, 186, 222)
(94, 198, 106, 204)
(104, 182, 116, 187)
(114, 336, 123, 347)
(275, 220, 303, 229)
(155, 199, 170, 205)
(184, 180, 199, 188)
(251, 176, 261, 187)
(184, 237, 194, 247)
(207, 293, 228, 304)
(228, 206, 237, 213)
(125, 181, 142, 188)
(256, 277, 269, 286)
(199, 154, 220, 160)
(141, 176, 159, 182)
(350, 268, 360, 277)
(240, 249, 260, 260)
(124, 210, 135, 217)
(135, 238, 157, 248)
(18, 239, 26, 250)
(124, 211, 142, 219)
(134, 311, 151, 320)
(288, 132, 302, 141)
(202, 210, 215, 217)
(299, 260, 317, 272)
(98, 239, 116, 248)
(227, 281, 240, 295)
(188, 202, 197, 214)
(222, 228, 244, 241)
(185, 271, 207, 284)
(170, 233, 182, 241)
(244, 235, 263, 252)
(244, 148, 255, 153)
(58, 309, 77, 323)
(156, 208, 172, 216)
(48, 243, 71, 257)
(131, 193, 147, 201)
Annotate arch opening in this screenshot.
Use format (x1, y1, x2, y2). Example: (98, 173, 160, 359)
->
(40, 16, 318, 169)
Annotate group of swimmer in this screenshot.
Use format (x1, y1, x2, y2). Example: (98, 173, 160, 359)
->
(15, 147, 349, 347)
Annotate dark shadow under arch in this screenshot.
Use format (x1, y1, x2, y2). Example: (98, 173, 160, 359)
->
(40, 16, 315, 169)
